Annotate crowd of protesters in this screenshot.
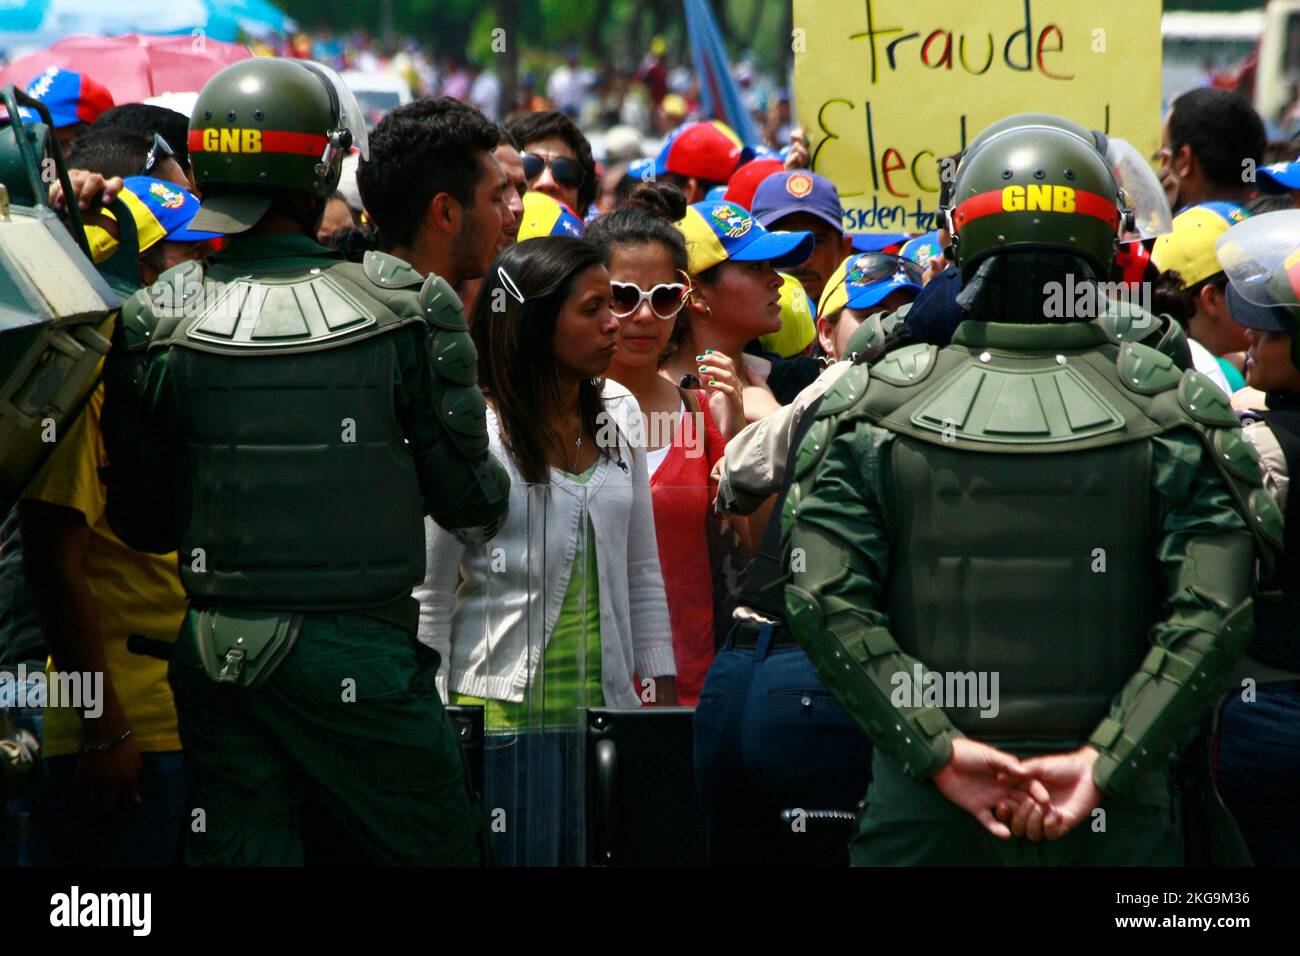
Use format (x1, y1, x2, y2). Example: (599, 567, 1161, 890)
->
(1, 36, 1299, 869)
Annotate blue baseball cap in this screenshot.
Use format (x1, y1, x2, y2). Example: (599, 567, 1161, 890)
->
(120, 177, 221, 246)
(704, 184, 729, 202)
(1258, 158, 1300, 195)
(851, 232, 909, 252)
(24, 67, 114, 128)
(675, 200, 814, 274)
(900, 230, 944, 266)
(818, 252, 923, 317)
(752, 170, 843, 234)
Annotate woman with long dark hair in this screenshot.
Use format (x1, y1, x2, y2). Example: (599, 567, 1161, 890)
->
(415, 236, 675, 865)
(587, 183, 745, 705)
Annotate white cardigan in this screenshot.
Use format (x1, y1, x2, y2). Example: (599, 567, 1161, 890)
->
(415, 380, 676, 708)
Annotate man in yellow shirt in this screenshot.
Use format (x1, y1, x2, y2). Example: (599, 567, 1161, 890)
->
(18, 384, 187, 865)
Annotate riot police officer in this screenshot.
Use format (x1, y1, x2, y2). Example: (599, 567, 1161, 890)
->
(781, 115, 1279, 865)
(101, 58, 509, 865)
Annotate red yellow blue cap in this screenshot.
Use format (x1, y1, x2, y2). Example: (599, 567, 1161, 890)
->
(517, 190, 585, 241)
(674, 200, 813, 275)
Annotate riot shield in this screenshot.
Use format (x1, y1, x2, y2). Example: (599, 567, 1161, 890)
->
(0, 85, 120, 515)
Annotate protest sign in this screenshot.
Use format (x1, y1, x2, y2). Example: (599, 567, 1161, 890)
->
(793, 0, 1163, 233)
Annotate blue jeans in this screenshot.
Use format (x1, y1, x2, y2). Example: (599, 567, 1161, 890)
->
(21, 750, 186, 867)
(482, 731, 586, 866)
(693, 624, 874, 865)
(1214, 681, 1300, 866)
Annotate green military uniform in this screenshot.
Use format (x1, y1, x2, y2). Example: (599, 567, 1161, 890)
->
(100, 60, 509, 865)
(780, 116, 1280, 866)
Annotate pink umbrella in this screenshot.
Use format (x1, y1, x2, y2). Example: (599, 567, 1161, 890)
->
(0, 33, 252, 106)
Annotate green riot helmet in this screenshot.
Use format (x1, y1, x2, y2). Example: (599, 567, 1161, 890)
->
(1216, 209, 1300, 370)
(944, 116, 1124, 280)
(187, 58, 369, 234)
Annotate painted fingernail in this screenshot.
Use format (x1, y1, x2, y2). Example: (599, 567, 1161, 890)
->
(699, 365, 712, 373)
(708, 379, 717, 386)
(695, 354, 705, 360)
(705, 348, 714, 354)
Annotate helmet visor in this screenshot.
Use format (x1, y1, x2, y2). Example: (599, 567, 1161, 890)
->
(1105, 137, 1171, 242)
(1215, 209, 1300, 308)
(301, 60, 370, 161)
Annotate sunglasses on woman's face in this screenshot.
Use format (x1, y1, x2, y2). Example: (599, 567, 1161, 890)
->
(609, 274, 691, 320)
(139, 132, 175, 177)
(522, 152, 584, 190)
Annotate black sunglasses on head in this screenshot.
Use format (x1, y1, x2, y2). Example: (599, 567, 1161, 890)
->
(521, 152, 584, 190)
(139, 132, 175, 177)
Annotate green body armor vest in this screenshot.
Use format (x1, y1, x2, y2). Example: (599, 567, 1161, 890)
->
(118, 252, 486, 611)
(787, 323, 1278, 767)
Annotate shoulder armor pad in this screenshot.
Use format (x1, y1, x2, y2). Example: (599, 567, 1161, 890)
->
(1178, 371, 1237, 427)
(428, 328, 479, 386)
(185, 272, 379, 348)
(794, 417, 831, 480)
(118, 287, 161, 351)
(120, 258, 206, 350)
(420, 274, 468, 331)
(1248, 487, 1285, 552)
(1097, 298, 1154, 342)
(871, 343, 938, 387)
(816, 362, 870, 418)
(440, 383, 490, 458)
(1212, 427, 1263, 485)
(1117, 341, 1181, 395)
(362, 251, 424, 289)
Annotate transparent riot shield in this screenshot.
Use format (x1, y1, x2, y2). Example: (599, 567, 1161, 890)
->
(446, 479, 596, 866)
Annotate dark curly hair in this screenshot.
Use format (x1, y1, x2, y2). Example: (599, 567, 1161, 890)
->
(505, 110, 598, 213)
(357, 97, 499, 249)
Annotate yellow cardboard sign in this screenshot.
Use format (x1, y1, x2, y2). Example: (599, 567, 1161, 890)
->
(793, 0, 1163, 233)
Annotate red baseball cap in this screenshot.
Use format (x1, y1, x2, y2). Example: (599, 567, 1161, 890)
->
(24, 67, 114, 128)
(723, 157, 785, 211)
(653, 120, 753, 184)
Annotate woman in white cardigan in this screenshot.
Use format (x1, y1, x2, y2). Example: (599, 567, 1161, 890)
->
(415, 236, 675, 865)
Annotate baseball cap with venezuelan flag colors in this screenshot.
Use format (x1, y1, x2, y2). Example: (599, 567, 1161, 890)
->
(24, 67, 114, 128)
(654, 120, 753, 185)
(517, 190, 585, 241)
(818, 252, 923, 318)
(758, 272, 817, 357)
(83, 177, 218, 263)
(1151, 201, 1250, 288)
(900, 230, 943, 267)
(674, 200, 814, 276)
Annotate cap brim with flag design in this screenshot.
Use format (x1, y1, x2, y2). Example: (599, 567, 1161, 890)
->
(1258, 159, 1300, 195)
(675, 200, 813, 275)
(818, 252, 922, 317)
